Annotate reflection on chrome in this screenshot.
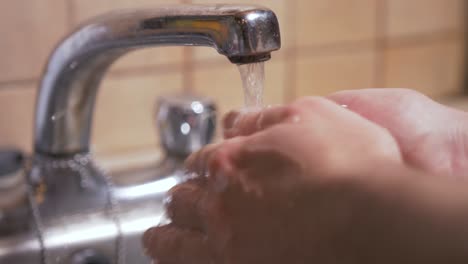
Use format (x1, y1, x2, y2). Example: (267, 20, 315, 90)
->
(114, 177, 179, 200)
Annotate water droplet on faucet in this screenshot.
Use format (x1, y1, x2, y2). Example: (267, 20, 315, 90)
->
(51, 111, 65, 122)
(191, 101, 204, 114)
(69, 61, 78, 69)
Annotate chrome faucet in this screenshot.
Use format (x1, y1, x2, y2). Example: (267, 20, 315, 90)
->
(35, 4, 281, 156)
(0, 4, 281, 264)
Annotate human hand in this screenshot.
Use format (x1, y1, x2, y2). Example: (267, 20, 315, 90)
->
(328, 88, 468, 177)
(143, 97, 405, 264)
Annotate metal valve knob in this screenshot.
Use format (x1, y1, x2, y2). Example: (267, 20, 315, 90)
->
(156, 95, 217, 157)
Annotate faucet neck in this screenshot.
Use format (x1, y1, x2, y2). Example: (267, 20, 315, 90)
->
(34, 5, 280, 156)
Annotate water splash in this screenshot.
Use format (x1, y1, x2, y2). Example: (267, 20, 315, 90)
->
(238, 62, 265, 109)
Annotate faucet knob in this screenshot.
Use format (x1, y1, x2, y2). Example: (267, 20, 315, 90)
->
(156, 95, 217, 157)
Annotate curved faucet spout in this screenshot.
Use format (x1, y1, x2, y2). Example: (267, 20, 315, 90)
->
(34, 5, 281, 156)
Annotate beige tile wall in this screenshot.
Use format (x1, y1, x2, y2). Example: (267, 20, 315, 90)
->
(0, 0, 466, 157)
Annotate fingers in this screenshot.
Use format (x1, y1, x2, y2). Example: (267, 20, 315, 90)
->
(223, 96, 355, 139)
(326, 89, 371, 110)
(291, 96, 403, 163)
(165, 179, 208, 230)
(223, 106, 294, 138)
(327, 88, 432, 123)
(291, 96, 369, 128)
(185, 142, 221, 176)
(143, 224, 212, 264)
(185, 137, 244, 177)
(327, 88, 399, 108)
(327, 89, 440, 142)
(326, 89, 398, 125)
(223, 92, 402, 140)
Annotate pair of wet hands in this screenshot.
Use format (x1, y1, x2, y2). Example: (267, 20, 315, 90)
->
(143, 89, 468, 264)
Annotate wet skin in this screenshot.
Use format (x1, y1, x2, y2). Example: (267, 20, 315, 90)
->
(144, 89, 468, 264)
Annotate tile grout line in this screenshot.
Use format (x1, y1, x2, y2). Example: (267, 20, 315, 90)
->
(373, 0, 388, 88)
(296, 39, 375, 57)
(386, 29, 462, 48)
(0, 30, 462, 91)
(107, 64, 184, 78)
(172, 29, 463, 70)
(284, 0, 298, 102)
(0, 0, 76, 92)
(66, 0, 76, 31)
(181, 0, 194, 93)
(0, 79, 38, 90)
(182, 47, 195, 93)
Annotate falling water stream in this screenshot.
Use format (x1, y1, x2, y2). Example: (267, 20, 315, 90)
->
(238, 62, 265, 109)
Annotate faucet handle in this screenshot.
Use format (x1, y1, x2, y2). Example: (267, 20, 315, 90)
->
(156, 95, 217, 158)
